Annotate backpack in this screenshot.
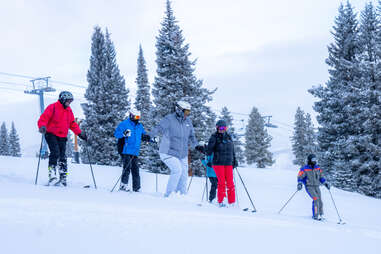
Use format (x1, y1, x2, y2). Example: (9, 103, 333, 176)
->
(117, 138, 125, 155)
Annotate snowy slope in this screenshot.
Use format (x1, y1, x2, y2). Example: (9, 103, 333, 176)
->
(0, 155, 380, 254)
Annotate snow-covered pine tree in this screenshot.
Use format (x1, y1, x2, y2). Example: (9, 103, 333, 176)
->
(220, 106, 245, 165)
(0, 122, 9, 156)
(291, 107, 307, 166)
(151, 0, 215, 174)
(304, 113, 318, 156)
(355, 1, 381, 197)
(81, 26, 129, 166)
(309, 2, 358, 190)
(8, 122, 21, 157)
(66, 131, 74, 158)
(244, 106, 274, 168)
(134, 45, 153, 171)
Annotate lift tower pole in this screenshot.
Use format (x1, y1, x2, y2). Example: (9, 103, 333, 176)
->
(24, 77, 55, 158)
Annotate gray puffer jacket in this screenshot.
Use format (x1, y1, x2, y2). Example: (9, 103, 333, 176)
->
(149, 113, 198, 159)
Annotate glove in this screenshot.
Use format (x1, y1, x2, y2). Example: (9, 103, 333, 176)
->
(297, 182, 303, 191)
(324, 182, 330, 190)
(149, 137, 158, 144)
(39, 126, 46, 134)
(141, 134, 151, 142)
(207, 162, 212, 168)
(233, 158, 238, 169)
(123, 129, 131, 137)
(195, 145, 205, 154)
(78, 132, 87, 141)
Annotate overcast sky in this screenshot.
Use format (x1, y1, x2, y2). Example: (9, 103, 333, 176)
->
(0, 0, 374, 132)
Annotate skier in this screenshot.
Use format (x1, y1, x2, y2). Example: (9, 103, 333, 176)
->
(206, 120, 238, 207)
(297, 154, 330, 220)
(201, 154, 218, 203)
(149, 100, 204, 197)
(37, 91, 87, 186)
(114, 109, 151, 192)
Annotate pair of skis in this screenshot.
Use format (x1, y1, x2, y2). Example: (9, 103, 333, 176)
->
(45, 176, 92, 188)
(197, 202, 256, 213)
(45, 177, 65, 187)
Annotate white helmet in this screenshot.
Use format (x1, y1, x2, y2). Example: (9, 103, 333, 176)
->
(130, 108, 141, 116)
(176, 100, 191, 111)
(129, 108, 141, 120)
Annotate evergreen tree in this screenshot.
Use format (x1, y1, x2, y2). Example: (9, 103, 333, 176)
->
(291, 107, 307, 166)
(134, 45, 153, 171)
(0, 122, 9, 156)
(151, 0, 215, 174)
(355, 1, 381, 197)
(220, 106, 245, 164)
(244, 107, 274, 168)
(291, 108, 318, 167)
(304, 113, 318, 156)
(81, 26, 129, 166)
(66, 132, 74, 158)
(309, 2, 358, 190)
(8, 122, 21, 157)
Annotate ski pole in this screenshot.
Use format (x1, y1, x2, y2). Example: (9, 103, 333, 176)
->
(34, 135, 44, 185)
(234, 170, 239, 207)
(187, 174, 193, 193)
(110, 155, 133, 192)
(84, 143, 97, 189)
(328, 188, 344, 224)
(201, 181, 206, 202)
(155, 172, 158, 192)
(278, 190, 298, 214)
(236, 168, 257, 212)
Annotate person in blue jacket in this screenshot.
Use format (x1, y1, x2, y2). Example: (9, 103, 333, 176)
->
(201, 154, 218, 203)
(114, 109, 151, 192)
(297, 154, 330, 220)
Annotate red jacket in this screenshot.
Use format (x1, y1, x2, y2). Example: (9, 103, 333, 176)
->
(37, 101, 81, 137)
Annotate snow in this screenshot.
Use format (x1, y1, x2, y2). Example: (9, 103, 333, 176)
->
(0, 154, 380, 254)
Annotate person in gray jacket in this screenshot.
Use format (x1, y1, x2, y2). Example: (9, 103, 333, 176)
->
(149, 100, 204, 197)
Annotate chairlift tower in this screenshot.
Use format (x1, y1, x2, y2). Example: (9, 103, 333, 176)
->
(24, 77, 55, 158)
(262, 115, 278, 128)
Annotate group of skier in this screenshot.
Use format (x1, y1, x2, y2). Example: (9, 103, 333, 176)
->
(37, 91, 331, 220)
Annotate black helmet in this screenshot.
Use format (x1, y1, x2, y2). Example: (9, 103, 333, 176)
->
(216, 120, 227, 127)
(307, 154, 317, 165)
(59, 91, 74, 104)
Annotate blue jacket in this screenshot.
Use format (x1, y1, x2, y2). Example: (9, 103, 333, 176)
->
(297, 164, 326, 187)
(114, 118, 145, 156)
(201, 155, 216, 178)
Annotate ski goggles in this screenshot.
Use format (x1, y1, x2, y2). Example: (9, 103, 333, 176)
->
(217, 126, 227, 131)
(132, 114, 140, 120)
(183, 109, 191, 115)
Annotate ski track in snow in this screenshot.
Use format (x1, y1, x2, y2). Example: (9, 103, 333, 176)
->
(0, 156, 380, 254)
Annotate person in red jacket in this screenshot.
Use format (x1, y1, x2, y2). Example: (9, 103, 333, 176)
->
(37, 91, 87, 186)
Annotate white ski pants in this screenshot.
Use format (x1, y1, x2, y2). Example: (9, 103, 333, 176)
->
(160, 153, 189, 197)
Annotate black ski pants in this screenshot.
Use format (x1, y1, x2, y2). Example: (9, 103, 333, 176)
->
(121, 154, 140, 191)
(45, 132, 67, 172)
(209, 177, 218, 202)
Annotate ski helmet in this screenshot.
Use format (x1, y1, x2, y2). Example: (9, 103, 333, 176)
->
(216, 119, 228, 131)
(175, 100, 191, 117)
(307, 154, 317, 165)
(129, 108, 141, 121)
(58, 91, 74, 104)
(176, 100, 191, 111)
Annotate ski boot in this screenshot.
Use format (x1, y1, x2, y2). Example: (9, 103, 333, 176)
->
(55, 162, 68, 187)
(48, 165, 57, 184)
(218, 202, 226, 208)
(58, 172, 67, 187)
(119, 183, 129, 192)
